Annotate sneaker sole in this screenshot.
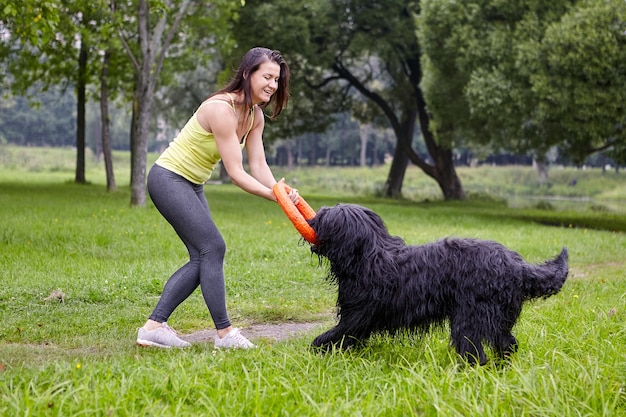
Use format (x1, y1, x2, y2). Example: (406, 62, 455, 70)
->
(136, 339, 173, 348)
(215, 345, 256, 349)
(214, 341, 256, 349)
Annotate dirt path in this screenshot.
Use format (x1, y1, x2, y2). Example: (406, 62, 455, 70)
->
(183, 322, 327, 345)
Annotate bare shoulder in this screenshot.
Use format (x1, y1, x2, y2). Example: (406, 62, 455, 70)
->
(204, 93, 233, 105)
(196, 95, 236, 133)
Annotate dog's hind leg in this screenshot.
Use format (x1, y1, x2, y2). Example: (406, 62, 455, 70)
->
(493, 333, 518, 360)
(489, 303, 522, 360)
(450, 314, 487, 366)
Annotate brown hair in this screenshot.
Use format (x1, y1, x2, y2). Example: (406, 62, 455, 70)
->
(217, 47, 290, 120)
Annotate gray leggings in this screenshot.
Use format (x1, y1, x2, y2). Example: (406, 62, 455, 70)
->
(147, 164, 231, 329)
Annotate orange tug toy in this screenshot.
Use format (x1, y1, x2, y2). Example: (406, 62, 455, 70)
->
(272, 182, 318, 244)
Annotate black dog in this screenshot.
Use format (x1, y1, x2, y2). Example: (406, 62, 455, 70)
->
(308, 204, 568, 365)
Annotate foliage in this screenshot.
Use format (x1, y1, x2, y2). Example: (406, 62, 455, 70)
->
(532, 0, 626, 163)
(0, 166, 625, 415)
(419, 0, 626, 164)
(1, 0, 110, 96)
(0, 0, 60, 49)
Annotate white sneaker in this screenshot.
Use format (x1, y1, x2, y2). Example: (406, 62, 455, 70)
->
(136, 322, 191, 348)
(214, 328, 256, 349)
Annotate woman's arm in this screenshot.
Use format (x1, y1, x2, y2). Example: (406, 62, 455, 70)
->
(245, 107, 299, 203)
(198, 102, 276, 201)
(245, 107, 278, 188)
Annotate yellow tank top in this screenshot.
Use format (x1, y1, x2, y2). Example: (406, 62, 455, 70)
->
(155, 93, 254, 184)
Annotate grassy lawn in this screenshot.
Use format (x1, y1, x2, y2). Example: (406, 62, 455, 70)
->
(0, 146, 625, 416)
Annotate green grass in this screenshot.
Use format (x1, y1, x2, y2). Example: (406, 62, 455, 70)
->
(0, 145, 625, 416)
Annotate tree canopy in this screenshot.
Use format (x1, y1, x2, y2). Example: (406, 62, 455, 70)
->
(419, 0, 626, 166)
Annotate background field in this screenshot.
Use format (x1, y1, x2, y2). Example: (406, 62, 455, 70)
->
(1, 144, 625, 209)
(0, 146, 624, 416)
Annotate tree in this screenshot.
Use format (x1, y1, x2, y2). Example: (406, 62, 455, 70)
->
(419, 0, 626, 174)
(532, 0, 626, 164)
(112, 0, 191, 206)
(100, 49, 116, 191)
(112, 0, 241, 206)
(3, 0, 242, 198)
(1, 0, 127, 186)
(94, 1, 137, 192)
(1, 0, 89, 181)
(232, 0, 466, 200)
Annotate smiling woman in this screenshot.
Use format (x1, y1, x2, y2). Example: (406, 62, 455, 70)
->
(135, 47, 300, 350)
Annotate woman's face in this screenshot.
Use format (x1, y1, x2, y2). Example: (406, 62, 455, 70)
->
(250, 61, 281, 105)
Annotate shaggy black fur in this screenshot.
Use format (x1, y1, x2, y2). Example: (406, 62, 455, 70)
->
(308, 204, 568, 365)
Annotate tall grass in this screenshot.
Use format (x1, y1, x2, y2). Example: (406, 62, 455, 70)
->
(0, 146, 625, 416)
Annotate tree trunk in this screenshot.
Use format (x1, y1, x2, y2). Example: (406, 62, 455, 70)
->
(129, 94, 137, 184)
(382, 107, 466, 201)
(75, 41, 88, 184)
(432, 147, 465, 200)
(359, 123, 369, 167)
(100, 50, 116, 192)
(325, 145, 331, 167)
(383, 107, 418, 198)
(411, 89, 466, 200)
(283, 140, 294, 170)
(296, 137, 302, 167)
(219, 162, 229, 181)
(382, 143, 409, 198)
(130, 78, 153, 206)
(533, 156, 549, 184)
(308, 133, 318, 166)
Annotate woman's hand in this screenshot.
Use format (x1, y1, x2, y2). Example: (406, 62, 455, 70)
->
(277, 178, 299, 204)
(288, 187, 299, 205)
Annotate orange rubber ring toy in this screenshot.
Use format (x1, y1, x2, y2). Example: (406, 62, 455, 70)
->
(273, 182, 318, 244)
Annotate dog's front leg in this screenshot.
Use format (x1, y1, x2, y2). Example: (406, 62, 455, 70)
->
(312, 327, 359, 351)
(312, 309, 373, 351)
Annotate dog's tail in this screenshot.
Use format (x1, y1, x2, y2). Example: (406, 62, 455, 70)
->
(522, 247, 569, 299)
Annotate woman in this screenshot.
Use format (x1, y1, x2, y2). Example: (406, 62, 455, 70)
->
(136, 47, 299, 349)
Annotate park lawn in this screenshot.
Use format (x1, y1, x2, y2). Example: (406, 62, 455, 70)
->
(0, 149, 625, 416)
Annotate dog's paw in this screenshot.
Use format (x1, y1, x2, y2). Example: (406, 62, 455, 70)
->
(310, 342, 332, 354)
(312, 333, 361, 353)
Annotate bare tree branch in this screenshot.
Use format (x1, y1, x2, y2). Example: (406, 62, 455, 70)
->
(111, 0, 140, 72)
(153, 0, 192, 83)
